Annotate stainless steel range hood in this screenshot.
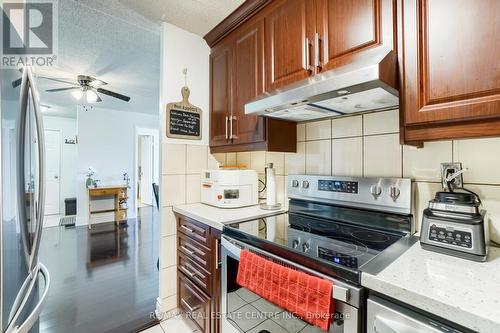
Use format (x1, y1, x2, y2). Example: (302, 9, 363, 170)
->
(245, 49, 399, 122)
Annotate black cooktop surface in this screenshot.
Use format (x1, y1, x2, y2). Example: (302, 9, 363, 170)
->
(224, 209, 407, 284)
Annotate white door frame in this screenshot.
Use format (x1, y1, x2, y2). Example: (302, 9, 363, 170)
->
(134, 127, 159, 217)
(44, 128, 62, 215)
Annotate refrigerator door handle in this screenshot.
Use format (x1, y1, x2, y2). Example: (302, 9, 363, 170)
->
(27, 67, 46, 274)
(5, 262, 51, 333)
(16, 66, 46, 274)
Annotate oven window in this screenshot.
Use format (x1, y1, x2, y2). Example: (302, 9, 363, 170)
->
(224, 189, 239, 199)
(225, 257, 338, 332)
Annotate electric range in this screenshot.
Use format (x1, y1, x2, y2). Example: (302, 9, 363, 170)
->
(223, 175, 414, 285)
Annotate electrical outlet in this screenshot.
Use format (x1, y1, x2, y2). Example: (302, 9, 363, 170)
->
(441, 162, 463, 190)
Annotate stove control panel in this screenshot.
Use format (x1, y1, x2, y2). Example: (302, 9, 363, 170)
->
(318, 180, 358, 194)
(318, 246, 358, 268)
(288, 175, 412, 215)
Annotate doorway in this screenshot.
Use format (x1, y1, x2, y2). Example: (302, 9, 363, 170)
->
(135, 128, 159, 215)
(138, 135, 154, 207)
(44, 129, 61, 215)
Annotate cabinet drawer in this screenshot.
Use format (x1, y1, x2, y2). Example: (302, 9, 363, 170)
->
(89, 189, 116, 196)
(178, 272, 211, 333)
(178, 251, 212, 296)
(178, 216, 210, 246)
(178, 233, 212, 273)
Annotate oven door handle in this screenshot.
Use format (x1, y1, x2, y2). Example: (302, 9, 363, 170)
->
(221, 236, 350, 302)
(221, 237, 241, 260)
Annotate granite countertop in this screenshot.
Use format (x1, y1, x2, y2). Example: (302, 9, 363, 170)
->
(362, 242, 500, 332)
(172, 203, 287, 231)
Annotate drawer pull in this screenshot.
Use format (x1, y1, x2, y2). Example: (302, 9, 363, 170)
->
(181, 298, 200, 312)
(181, 225, 195, 233)
(181, 245, 195, 256)
(180, 265, 196, 278)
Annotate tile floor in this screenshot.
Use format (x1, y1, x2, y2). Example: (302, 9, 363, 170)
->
(140, 314, 199, 333)
(226, 288, 323, 333)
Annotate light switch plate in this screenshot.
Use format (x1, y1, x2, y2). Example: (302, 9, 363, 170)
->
(441, 162, 463, 190)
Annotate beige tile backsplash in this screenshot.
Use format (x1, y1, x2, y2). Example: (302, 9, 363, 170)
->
(159, 109, 500, 312)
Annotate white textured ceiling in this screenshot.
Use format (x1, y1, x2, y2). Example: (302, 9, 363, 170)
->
(118, 0, 245, 36)
(1, 0, 161, 116)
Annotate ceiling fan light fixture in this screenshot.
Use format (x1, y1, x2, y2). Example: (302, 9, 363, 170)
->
(86, 89, 99, 103)
(72, 89, 84, 100)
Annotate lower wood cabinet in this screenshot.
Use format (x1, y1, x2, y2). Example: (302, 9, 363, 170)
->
(176, 214, 221, 333)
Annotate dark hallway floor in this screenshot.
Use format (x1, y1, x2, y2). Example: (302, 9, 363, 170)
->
(39, 207, 160, 333)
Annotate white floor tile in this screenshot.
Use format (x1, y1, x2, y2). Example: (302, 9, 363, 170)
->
(140, 325, 164, 333)
(161, 314, 199, 333)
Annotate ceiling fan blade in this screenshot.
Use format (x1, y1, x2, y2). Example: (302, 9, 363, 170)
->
(38, 76, 79, 86)
(89, 78, 107, 88)
(45, 87, 80, 92)
(12, 77, 22, 88)
(97, 88, 131, 102)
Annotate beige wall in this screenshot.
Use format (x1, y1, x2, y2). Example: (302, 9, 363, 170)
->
(159, 108, 500, 314)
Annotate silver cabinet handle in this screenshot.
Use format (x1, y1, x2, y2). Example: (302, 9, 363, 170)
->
(181, 245, 195, 256)
(304, 37, 314, 72)
(215, 238, 221, 269)
(181, 225, 195, 233)
(315, 32, 322, 69)
(229, 116, 237, 140)
(181, 298, 200, 312)
(6, 262, 50, 333)
(180, 265, 197, 278)
(225, 116, 229, 139)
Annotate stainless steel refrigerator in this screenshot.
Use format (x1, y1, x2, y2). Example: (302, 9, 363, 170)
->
(1, 66, 51, 333)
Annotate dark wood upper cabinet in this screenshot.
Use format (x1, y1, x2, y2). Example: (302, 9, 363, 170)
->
(209, 42, 232, 148)
(264, 0, 316, 91)
(232, 19, 266, 146)
(400, 0, 500, 143)
(317, 0, 382, 71)
(206, 6, 297, 154)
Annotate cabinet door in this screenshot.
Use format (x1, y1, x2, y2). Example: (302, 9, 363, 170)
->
(209, 43, 232, 147)
(232, 20, 266, 145)
(317, 0, 393, 72)
(401, 0, 500, 127)
(264, 0, 316, 92)
(178, 272, 211, 332)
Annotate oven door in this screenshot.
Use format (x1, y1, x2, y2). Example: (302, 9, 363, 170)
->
(221, 236, 362, 333)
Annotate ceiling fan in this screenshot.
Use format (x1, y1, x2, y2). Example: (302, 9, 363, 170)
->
(12, 73, 131, 103)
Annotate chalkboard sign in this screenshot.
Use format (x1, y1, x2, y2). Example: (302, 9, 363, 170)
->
(165, 86, 202, 140)
(169, 109, 200, 137)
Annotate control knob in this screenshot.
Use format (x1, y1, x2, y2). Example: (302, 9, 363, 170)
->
(292, 239, 300, 249)
(292, 180, 299, 188)
(390, 186, 401, 201)
(302, 242, 310, 253)
(370, 184, 382, 199)
(302, 180, 310, 189)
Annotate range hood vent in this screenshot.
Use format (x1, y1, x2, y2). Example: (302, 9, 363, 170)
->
(245, 49, 399, 122)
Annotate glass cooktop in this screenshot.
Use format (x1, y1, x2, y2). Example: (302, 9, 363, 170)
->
(224, 211, 405, 283)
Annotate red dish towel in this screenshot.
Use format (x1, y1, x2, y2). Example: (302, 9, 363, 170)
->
(236, 250, 334, 331)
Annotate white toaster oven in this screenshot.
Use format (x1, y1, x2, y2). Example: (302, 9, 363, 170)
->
(201, 169, 259, 208)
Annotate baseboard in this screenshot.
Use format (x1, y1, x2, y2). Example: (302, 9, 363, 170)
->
(155, 296, 178, 321)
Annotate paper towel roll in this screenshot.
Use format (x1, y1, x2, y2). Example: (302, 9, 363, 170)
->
(266, 166, 277, 206)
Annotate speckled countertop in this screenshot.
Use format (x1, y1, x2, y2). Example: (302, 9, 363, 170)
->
(362, 243, 500, 332)
(172, 203, 287, 231)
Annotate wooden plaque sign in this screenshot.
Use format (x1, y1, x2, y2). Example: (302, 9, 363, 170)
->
(166, 86, 202, 140)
